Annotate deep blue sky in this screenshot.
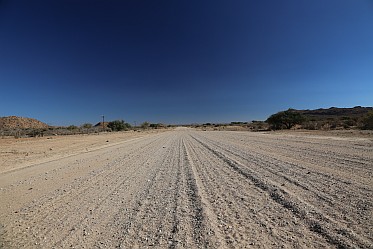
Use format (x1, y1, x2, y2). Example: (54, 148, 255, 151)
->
(1, 0, 372, 125)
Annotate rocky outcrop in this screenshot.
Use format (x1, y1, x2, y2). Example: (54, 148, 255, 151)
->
(0, 116, 49, 129)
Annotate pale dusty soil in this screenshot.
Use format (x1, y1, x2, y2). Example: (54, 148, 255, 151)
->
(268, 129, 373, 139)
(0, 130, 166, 174)
(0, 128, 372, 248)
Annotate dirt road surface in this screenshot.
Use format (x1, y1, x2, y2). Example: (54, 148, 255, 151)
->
(1, 128, 372, 248)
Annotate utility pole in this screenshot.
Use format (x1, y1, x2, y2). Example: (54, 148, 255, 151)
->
(101, 115, 105, 131)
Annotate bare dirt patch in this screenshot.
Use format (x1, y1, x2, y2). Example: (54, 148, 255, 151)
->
(0, 130, 167, 174)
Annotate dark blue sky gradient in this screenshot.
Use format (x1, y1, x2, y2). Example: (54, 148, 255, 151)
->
(1, 0, 372, 125)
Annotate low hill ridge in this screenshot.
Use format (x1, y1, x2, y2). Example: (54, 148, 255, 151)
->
(0, 116, 49, 129)
(294, 106, 373, 120)
(299, 106, 371, 115)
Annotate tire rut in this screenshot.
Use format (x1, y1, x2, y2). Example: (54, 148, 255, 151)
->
(191, 133, 372, 248)
(194, 132, 373, 243)
(1, 129, 371, 248)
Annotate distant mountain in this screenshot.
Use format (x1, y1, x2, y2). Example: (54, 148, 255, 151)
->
(0, 116, 49, 129)
(294, 106, 373, 120)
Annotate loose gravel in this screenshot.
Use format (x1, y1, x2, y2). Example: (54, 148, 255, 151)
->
(0, 128, 372, 248)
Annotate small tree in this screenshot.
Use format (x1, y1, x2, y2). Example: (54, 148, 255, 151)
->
(141, 121, 150, 129)
(81, 123, 92, 129)
(67, 125, 78, 131)
(266, 109, 305, 130)
(361, 111, 373, 130)
(108, 120, 131, 131)
(81, 123, 93, 134)
(149, 123, 164, 129)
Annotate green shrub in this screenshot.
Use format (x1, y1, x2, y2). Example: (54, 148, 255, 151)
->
(149, 123, 164, 129)
(108, 120, 131, 131)
(141, 122, 150, 129)
(81, 123, 93, 129)
(67, 125, 78, 130)
(361, 111, 373, 130)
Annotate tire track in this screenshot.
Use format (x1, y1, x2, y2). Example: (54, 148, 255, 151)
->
(194, 132, 373, 244)
(185, 134, 331, 248)
(191, 133, 372, 248)
(1, 129, 372, 248)
(55, 134, 173, 248)
(180, 137, 219, 248)
(211, 132, 372, 177)
(1, 134, 169, 248)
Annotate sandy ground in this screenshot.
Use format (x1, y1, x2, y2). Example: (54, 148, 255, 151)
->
(0, 130, 166, 174)
(0, 128, 372, 248)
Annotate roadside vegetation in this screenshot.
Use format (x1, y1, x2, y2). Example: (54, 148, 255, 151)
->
(107, 120, 132, 131)
(1, 107, 372, 139)
(192, 106, 373, 132)
(265, 107, 373, 131)
(0, 118, 169, 138)
(360, 111, 373, 130)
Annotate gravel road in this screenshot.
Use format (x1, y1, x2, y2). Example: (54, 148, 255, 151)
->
(0, 128, 372, 248)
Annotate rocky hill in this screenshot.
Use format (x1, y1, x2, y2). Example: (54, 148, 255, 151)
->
(0, 116, 49, 129)
(296, 106, 373, 120)
(289, 106, 373, 130)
